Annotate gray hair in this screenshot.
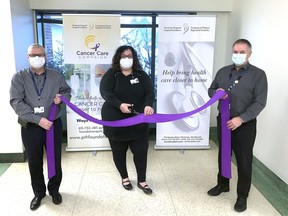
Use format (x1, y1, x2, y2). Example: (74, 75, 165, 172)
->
(27, 43, 45, 54)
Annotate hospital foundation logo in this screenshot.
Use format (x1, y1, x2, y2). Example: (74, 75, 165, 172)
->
(163, 24, 211, 34)
(76, 35, 109, 59)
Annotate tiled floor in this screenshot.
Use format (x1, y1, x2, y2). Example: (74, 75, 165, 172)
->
(0, 141, 280, 216)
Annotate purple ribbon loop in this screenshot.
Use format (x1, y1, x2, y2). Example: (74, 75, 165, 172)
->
(60, 90, 226, 126)
(46, 89, 231, 179)
(46, 103, 57, 179)
(220, 97, 231, 178)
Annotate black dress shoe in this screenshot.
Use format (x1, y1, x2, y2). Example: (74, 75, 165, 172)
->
(137, 182, 153, 195)
(234, 197, 247, 212)
(122, 179, 133, 190)
(207, 185, 230, 196)
(50, 193, 62, 205)
(30, 195, 45, 210)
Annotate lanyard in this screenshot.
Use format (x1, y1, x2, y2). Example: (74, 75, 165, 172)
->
(29, 68, 47, 100)
(227, 69, 246, 92)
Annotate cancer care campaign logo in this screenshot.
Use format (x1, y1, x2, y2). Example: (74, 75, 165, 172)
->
(75, 35, 109, 59)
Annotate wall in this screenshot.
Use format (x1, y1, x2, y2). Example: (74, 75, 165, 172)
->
(11, 0, 35, 71)
(0, 0, 34, 154)
(29, 0, 232, 12)
(0, 0, 21, 154)
(227, 0, 288, 183)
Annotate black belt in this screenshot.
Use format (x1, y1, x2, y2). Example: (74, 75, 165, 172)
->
(29, 123, 41, 128)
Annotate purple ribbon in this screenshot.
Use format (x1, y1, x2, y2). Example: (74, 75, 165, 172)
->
(60, 90, 226, 126)
(46, 90, 231, 179)
(46, 103, 57, 179)
(220, 97, 231, 178)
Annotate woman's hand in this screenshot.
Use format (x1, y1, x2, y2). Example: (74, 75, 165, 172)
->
(144, 106, 154, 116)
(120, 103, 133, 113)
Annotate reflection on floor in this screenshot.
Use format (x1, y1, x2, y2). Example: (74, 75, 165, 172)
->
(0, 141, 280, 216)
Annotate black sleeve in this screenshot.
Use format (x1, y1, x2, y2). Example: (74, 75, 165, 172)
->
(100, 69, 122, 109)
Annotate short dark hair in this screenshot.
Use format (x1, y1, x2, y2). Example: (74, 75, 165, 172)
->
(111, 45, 143, 71)
(233, 39, 252, 50)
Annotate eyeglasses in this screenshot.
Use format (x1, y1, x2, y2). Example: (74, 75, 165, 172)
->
(121, 55, 133, 59)
(28, 54, 45, 57)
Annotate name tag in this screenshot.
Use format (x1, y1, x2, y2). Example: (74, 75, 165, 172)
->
(130, 78, 139, 84)
(34, 106, 45, 113)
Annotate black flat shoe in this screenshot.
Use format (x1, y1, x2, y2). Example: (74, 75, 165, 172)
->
(122, 179, 133, 190)
(137, 182, 153, 195)
(50, 193, 62, 205)
(207, 185, 229, 196)
(234, 197, 247, 212)
(30, 195, 46, 210)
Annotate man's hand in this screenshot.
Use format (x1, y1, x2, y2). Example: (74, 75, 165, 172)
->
(227, 116, 244, 131)
(53, 94, 62, 105)
(216, 88, 228, 99)
(38, 117, 53, 130)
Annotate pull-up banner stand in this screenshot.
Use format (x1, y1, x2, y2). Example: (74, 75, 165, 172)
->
(156, 15, 216, 149)
(63, 14, 120, 151)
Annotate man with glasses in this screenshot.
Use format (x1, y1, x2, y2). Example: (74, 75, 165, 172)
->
(10, 43, 71, 210)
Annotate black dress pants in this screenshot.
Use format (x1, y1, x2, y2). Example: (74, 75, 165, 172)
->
(21, 118, 63, 197)
(216, 115, 256, 199)
(109, 137, 149, 182)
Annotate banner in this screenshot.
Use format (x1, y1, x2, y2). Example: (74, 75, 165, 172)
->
(156, 15, 216, 149)
(63, 14, 120, 151)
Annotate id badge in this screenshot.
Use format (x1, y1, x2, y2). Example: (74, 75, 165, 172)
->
(130, 78, 139, 84)
(34, 106, 45, 113)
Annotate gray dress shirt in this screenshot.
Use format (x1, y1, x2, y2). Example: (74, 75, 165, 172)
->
(208, 63, 268, 122)
(10, 68, 71, 124)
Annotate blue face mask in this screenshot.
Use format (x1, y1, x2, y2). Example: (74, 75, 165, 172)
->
(232, 53, 247, 66)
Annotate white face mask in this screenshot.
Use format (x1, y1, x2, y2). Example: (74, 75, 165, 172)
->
(232, 53, 247, 66)
(94, 77, 101, 86)
(29, 56, 45, 69)
(120, 57, 133, 70)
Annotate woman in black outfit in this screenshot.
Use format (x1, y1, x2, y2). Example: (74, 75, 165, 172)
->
(100, 45, 155, 195)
